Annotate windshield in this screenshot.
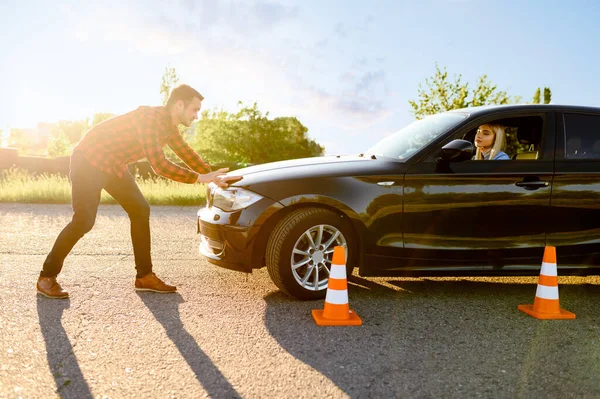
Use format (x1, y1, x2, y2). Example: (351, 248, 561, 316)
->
(367, 112, 468, 160)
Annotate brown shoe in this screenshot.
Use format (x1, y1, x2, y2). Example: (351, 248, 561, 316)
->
(135, 273, 177, 293)
(37, 277, 69, 299)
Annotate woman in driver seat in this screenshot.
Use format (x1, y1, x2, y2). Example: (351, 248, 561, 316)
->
(473, 123, 510, 160)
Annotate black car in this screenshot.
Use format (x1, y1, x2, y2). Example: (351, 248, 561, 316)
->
(197, 104, 600, 300)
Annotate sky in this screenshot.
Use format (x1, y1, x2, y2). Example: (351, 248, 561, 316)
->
(1, 0, 599, 155)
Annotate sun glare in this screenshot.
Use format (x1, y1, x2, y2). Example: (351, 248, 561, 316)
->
(9, 85, 95, 130)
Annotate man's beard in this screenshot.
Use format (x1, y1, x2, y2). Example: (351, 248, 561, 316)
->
(179, 113, 191, 127)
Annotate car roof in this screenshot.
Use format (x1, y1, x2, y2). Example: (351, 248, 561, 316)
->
(447, 104, 600, 117)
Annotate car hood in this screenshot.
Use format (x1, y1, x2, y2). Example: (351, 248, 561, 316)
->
(226, 155, 403, 188)
(231, 155, 366, 175)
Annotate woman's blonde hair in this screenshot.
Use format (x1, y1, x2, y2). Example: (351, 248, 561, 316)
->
(475, 123, 506, 160)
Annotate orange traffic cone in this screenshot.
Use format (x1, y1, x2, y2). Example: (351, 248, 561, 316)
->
(518, 246, 575, 320)
(312, 246, 362, 326)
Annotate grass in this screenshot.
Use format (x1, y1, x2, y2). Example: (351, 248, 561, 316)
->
(0, 169, 207, 206)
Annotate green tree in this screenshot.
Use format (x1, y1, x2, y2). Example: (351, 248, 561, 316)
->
(91, 112, 115, 127)
(409, 64, 521, 120)
(160, 66, 180, 105)
(532, 88, 541, 104)
(52, 119, 89, 144)
(47, 130, 71, 157)
(543, 87, 552, 104)
(531, 87, 552, 104)
(192, 102, 324, 165)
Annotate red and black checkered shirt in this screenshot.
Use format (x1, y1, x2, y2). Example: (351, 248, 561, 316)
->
(73, 106, 210, 184)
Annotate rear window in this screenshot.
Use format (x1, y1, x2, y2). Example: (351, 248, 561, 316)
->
(563, 113, 600, 159)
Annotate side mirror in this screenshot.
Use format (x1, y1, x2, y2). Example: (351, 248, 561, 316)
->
(439, 139, 474, 162)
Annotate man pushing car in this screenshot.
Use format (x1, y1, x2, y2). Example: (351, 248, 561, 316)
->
(37, 84, 240, 298)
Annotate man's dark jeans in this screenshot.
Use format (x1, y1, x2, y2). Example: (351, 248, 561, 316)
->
(41, 154, 153, 278)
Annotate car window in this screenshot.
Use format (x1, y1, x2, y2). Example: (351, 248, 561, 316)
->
(504, 117, 544, 160)
(437, 116, 544, 161)
(563, 113, 600, 159)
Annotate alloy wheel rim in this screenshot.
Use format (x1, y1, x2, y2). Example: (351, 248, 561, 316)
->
(290, 224, 347, 291)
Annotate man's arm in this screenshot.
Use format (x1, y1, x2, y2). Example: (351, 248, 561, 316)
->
(166, 128, 243, 187)
(136, 112, 199, 184)
(166, 131, 212, 174)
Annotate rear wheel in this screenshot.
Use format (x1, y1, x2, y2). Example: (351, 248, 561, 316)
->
(266, 208, 356, 300)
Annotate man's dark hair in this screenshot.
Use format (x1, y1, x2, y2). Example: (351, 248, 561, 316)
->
(166, 84, 204, 108)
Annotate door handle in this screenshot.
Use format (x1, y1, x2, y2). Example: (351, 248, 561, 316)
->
(515, 180, 549, 190)
(377, 181, 394, 186)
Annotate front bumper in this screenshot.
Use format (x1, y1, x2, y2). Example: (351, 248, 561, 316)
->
(198, 209, 251, 272)
(197, 195, 284, 273)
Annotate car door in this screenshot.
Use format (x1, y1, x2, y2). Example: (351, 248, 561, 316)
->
(401, 112, 555, 270)
(547, 111, 600, 268)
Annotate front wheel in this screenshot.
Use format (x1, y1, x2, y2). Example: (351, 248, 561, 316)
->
(266, 208, 356, 300)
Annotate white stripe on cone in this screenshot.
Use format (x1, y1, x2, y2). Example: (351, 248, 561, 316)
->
(329, 264, 347, 279)
(325, 288, 349, 305)
(540, 262, 557, 276)
(535, 284, 559, 300)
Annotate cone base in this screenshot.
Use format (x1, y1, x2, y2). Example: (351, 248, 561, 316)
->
(312, 309, 363, 326)
(518, 304, 576, 320)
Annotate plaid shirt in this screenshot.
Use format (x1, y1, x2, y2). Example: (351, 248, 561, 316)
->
(73, 106, 210, 183)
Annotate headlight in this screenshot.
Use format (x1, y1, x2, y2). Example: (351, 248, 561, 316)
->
(210, 183, 263, 211)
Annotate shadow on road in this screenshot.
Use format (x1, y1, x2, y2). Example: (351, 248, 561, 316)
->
(137, 292, 241, 398)
(263, 276, 600, 398)
(37, 296, 93, 399)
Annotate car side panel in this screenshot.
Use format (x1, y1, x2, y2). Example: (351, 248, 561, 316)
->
(403, 161, 553, 263)
(399, 111, 556, 270)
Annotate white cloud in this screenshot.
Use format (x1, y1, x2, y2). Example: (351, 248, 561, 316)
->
(68, 0, 298, 54)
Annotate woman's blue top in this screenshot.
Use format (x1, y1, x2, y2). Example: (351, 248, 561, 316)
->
(489, 151, 510, 160)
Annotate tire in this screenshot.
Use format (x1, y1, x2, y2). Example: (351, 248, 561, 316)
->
(266, 207, 356, 300)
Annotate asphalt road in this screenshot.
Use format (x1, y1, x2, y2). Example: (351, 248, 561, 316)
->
(1, 203, 599, 399)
